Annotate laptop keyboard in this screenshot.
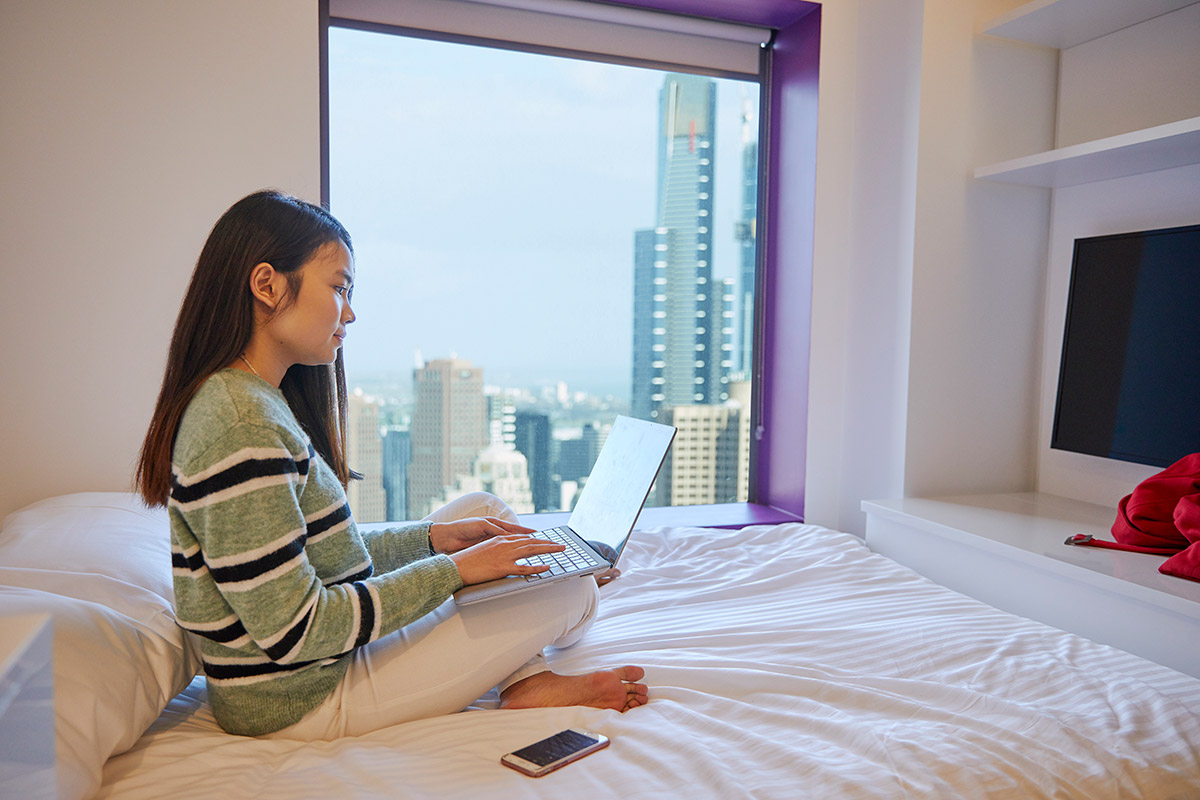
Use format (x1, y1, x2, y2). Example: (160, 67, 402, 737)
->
(519, 527, 602, 581)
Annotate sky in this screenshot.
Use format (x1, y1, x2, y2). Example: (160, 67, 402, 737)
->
(328, 27, 759, 399)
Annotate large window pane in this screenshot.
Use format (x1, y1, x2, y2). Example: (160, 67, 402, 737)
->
(330, 27, 759, 522)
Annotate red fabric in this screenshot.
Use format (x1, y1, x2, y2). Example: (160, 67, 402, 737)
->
(1161, 492, 1200, 581)
(1109, 453, 1200, 582)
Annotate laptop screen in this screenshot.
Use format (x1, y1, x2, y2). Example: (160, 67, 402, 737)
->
(566, 416, 676, 558)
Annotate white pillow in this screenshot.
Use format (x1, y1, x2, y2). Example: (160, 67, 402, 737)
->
(0, 492, 200, 800)
(0, 492, 175, 605)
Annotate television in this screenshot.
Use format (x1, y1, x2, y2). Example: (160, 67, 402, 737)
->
(1051, 223, 1200, 468)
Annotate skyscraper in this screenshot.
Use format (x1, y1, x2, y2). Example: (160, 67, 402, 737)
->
(659, 403, 741, 505)
(514, 410, 553, 512)
(381, 426, 411, 521)
(556, 423, 600, 483)
(485, 390, 517, 449)
(408, 357, 486, 518)
(735, 92, 759, 377)
(346, 391, 387, 523)
(632, 73, 725, 422)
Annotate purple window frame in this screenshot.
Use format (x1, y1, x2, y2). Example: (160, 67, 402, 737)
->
(320, 0, 821, 527)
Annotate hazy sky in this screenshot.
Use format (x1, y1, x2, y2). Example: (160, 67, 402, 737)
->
(329, 27, 758, 398)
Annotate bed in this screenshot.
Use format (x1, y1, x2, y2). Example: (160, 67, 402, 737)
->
(2, 493, 1199, 799)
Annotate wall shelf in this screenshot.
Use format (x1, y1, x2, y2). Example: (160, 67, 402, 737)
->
(974, 115, 1200, 188)
(982, 0, 1200, 49)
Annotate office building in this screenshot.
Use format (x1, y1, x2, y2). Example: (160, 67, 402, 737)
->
(659, 403, 741, 505)
(485, 391, 517, 449)
(381, 426, 411, 521)
(514, 410, 553, 512)
(632, 72, 726, 422)
(408, 358, 486, 518)
(346, 391, 387, 523)
(556, 423, 600, 482)
(735, 95, 759, 376)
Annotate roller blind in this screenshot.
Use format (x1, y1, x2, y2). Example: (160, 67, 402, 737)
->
(330, 0, 770, 78)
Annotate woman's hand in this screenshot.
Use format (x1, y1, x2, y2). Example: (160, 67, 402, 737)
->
(448, 535, 567, 586)
(429, 516, 535, 555)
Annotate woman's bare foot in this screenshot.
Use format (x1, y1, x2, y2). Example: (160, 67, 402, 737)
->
(500, 666, 648, 712)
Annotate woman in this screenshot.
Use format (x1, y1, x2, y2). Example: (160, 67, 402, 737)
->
(136, 190, 647, 739)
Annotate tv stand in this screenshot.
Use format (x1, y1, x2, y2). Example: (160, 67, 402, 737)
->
(862, 492, 1200, 679)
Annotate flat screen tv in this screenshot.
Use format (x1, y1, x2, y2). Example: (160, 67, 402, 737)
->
(1051, 223, 1200, 468)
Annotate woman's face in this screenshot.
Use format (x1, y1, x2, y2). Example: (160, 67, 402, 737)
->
(267, 240, 356, 368)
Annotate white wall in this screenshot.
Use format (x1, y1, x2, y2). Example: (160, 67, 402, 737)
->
(0, 0, 320, 518)
(1055, 3, 1200, 147)
(805, 0, 1057, 534)
(1036, 4, 1200, 507)
(804, 0, 924, 534)
(903, 0, 1057, 500)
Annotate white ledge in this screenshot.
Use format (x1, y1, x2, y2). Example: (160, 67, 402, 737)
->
(973, 116, 1200, 188)
(981, 0, 1199, 49)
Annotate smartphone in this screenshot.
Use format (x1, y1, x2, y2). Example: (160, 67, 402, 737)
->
(500, 728, 610, 777)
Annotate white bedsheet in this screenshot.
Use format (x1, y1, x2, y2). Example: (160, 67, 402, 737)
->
(99, 523, 1200, 799)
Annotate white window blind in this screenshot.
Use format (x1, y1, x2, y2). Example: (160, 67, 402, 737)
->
(330, 0, 770, 77)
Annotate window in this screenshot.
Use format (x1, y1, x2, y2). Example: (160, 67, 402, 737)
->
(323, 1, 819, 526)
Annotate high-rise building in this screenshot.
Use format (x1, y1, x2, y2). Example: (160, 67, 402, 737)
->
(659, 403, 741, 505)
(381, 426, 411, 521)
(514, 410, 553, 512)
(735, 92, 759, 377)
(632, 73, 726, 422)
(556, 423, 600, 482)
(485, 391, 517, 449)
(408, 358, 486, 518)
(346, 391, 387, 523)
(718, 276, 736, 397)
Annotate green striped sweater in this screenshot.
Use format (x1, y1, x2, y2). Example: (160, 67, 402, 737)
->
(169, 369, 463, 736)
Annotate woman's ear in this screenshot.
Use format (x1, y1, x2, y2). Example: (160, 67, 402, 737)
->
(248, 262, 286, 310)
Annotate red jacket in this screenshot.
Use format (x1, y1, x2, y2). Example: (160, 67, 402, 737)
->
(1109, 453, 1200, 582)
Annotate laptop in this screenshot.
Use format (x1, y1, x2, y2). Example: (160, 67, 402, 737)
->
(453, 415, 676, 605)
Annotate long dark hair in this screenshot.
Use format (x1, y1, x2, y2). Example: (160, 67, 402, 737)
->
(137, 190, 357, 507)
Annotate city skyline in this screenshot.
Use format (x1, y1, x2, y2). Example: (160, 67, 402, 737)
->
(331, 30, 760, 522)
(328, 26, 758, 396)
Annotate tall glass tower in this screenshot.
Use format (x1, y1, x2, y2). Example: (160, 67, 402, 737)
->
(632, 73, 722, 422)
(735, 132, 758, 377)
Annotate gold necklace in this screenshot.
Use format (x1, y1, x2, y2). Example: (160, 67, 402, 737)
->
(238, 354, 261, 378)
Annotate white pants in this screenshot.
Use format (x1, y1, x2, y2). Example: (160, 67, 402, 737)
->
(268, 492, 599, 740)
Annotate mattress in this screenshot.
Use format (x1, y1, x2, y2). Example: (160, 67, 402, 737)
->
(98, 523, 1200, 798)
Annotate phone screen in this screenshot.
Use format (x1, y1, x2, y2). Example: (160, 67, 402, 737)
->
(510, 729, 601, 766)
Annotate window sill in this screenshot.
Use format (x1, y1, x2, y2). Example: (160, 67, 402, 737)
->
(518, 502, 803, 531)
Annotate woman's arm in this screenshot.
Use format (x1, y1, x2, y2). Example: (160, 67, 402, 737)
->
(358, 521, 438, 573)
(171, 423, 462, 666)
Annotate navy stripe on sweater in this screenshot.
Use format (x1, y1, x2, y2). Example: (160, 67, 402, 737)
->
(171, 454, 309, 505)
(209, 533, 306, 586)
(351, 582, 375, 648)
(307, 502, 352, 539)
(202, 657, 319, 682)
(181, 617, 249, 645)
(172, 549, 206, 571)
(328, 564, 373, 586)
(263, 606, 316, 662)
